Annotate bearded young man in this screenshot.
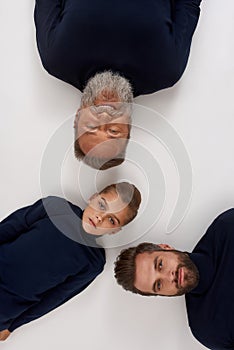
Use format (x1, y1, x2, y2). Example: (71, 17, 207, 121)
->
(114, 209, 234, 350)
(34, 0, 202, 169)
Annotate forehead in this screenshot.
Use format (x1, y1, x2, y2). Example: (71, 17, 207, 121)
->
(134, 252, 156, 292)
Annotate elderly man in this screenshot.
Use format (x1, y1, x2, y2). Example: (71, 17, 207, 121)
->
(34, 0, 202, 169)
(73, 78, 133, 169)
(115, 209, 234, 350)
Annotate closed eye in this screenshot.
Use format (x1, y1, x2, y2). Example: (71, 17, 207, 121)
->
(107, 128, 121, 137)
(86, 125, 98, 132)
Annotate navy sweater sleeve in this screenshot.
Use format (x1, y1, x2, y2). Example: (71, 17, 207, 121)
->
(0, 199, 48, 244)
(8, 267, 102, 332)
(34, 0, 63, 66)
(0, 196, 71, 244)
(173, 0, 201, 74)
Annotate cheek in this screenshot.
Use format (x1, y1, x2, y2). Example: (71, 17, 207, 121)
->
(110, 227, 120, 234)
(83, 206, 94, 219)
(95, 226, 113, 235)
(165, 285, 179, 296)
(100, 220, 113, 229)
(78, 134, 94, 154)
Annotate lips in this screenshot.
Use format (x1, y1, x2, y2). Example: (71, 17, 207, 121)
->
(89, 218, 96, 228)
(178, 267, 184, 287)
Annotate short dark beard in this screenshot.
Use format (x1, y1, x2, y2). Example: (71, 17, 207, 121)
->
(169, 251, 199, 296)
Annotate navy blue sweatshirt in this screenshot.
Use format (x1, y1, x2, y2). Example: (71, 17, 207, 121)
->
(34, 0, 202, 96)
(186, 209, 234, 350)
(0, 196, 105, 332)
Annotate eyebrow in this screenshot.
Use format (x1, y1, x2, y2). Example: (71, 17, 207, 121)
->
(101, 197, 120, 225)
(152, 256, 158, 293)
(101, 197, 108, 209)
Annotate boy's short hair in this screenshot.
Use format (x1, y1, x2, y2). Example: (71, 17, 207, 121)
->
(100, 182, 141, 225)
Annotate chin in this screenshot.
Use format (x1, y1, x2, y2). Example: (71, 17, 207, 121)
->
(82, 221, 95, 235)
(83, 222, 107, 236)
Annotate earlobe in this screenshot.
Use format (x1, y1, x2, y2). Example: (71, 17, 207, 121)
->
(73, 107, 82, 129)
(74, 109, 81, 128)
(109, 227, 122, 235)
(158, 243, 174, 250)
(73, 118, 77, 129)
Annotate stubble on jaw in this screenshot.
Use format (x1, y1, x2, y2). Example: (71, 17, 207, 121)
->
(169, 252, 200, 296)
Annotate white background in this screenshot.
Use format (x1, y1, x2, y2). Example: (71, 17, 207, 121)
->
(0, 0, 234, 349)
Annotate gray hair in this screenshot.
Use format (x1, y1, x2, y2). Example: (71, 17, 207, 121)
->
(81, 71, 133, 107)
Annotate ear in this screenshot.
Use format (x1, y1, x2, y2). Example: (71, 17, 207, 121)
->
(158, 243, 174, 250)
(74, 109, 81, 128)
(109, 227, 122, 235)
(73, 118, 77, 128)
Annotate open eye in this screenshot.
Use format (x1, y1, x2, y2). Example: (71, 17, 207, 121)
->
(98, 201, 106, 211)
(157, 280, 161, 291)
(159, 260, 163, 270)
(108, 217, 115, 225)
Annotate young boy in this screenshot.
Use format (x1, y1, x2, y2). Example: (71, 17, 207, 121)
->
(0, 182, 141, 340)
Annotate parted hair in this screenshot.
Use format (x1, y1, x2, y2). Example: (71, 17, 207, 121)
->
(101, 182, 141, 225)
(114, 242, 164, 296)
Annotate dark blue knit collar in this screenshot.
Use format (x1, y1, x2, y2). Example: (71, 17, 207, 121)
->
(188, 252, 215, 295)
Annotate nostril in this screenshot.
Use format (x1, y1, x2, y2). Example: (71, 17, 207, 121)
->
(96, 215, 102, 222)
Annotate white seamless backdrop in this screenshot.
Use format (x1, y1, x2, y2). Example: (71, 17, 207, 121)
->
(0, 1, 234, 350)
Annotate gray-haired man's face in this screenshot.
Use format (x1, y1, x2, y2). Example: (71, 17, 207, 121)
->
(74, 102, 131, 159)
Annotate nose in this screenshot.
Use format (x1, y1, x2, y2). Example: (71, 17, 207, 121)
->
(95, 212, 103, 224)
(162, 270, 176, 283)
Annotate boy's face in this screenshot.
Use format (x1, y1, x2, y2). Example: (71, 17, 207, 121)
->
(82, 189, 129, 235)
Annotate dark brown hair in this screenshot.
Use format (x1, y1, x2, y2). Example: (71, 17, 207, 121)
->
(114, 243, 164, 296)
(100, 182, 141, 225)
